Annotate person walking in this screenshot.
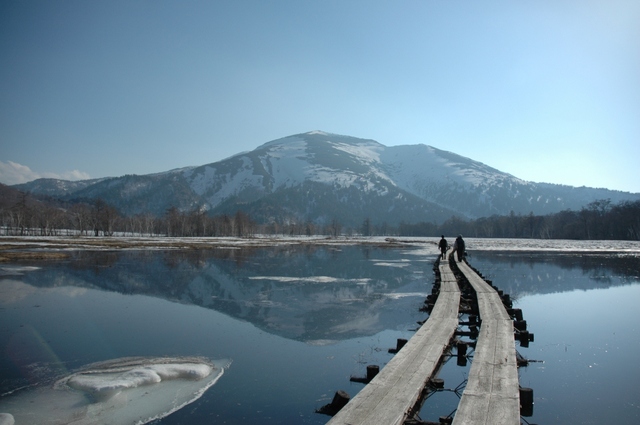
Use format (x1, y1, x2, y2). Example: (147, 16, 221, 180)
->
(438, 235, 448, 259)
(453, 235, 466, 262)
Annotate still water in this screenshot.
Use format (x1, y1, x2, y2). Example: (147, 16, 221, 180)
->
(0, 243, 639, 424)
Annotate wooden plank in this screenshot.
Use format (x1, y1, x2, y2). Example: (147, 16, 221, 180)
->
(327, 258, 460, 425)
(452, 261, 520, 425)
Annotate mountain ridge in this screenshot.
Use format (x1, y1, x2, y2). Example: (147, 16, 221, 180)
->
(12, 131, 640, 226)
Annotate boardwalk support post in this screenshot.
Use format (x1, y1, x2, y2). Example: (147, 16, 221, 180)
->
(389, 338, 408, 354)
(317, 390, 350, 416)
(519, 387, 534, 416)
(517, 330, 534, 347)
(509, 308, 524, 321)
(429, 378, 445, 389)
(456, 341, 468, 366)
(350, 365, 380, 384)
(515, 320, 527, 331)
(367, 365, 380, 381)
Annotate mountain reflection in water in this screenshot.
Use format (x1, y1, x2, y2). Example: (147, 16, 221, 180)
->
(17, 246, 434, 342)
(16, 247, 640, 344)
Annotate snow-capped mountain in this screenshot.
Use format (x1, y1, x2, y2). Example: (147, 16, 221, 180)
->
(13, 131, 640, 226)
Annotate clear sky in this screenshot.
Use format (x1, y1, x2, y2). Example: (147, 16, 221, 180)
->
(1, 0, 639, 193)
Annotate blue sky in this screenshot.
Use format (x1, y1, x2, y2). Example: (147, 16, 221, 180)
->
(1, 0, 639, 193)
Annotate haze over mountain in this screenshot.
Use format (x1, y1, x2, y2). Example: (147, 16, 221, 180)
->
(13, 131, 640, 227)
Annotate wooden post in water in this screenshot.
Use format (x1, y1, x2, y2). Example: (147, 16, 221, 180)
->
(520, 387, 534, 416)
(389, 338, 408, 354)
(331, 390, 350, 409)
(350, 365, 380, 384)
(515, 320, 527, 331)
(456, 340, 468, 366)
(317, 390, 350, 416)
(509, 308, 524, 321)
(367, 365, 380, 381)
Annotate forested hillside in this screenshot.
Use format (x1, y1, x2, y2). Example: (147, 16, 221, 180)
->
(2, 183, 638, 240)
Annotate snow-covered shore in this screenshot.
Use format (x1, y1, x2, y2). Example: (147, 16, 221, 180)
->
(1, 235, 639, 254)
(464, 237, 640, 253)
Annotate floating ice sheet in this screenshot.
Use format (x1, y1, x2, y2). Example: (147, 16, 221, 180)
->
(382, 292, 429, 299)
(249, 275, 370, 284)
(0, 356, 229, 425)
(0, 266, 40, 276)
(373, 261, 410, 268)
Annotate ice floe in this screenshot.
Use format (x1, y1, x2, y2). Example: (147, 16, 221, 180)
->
(373, 261, 410, 268)
(0, 266, 40, 276)
(0, 356, 228, 425)
(383, 292, 429, 299)
(249, 276, 371, 284)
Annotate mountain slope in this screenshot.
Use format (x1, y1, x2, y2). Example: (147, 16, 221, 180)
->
(13, 131, 640, 226)
(381, 143, 639, 218)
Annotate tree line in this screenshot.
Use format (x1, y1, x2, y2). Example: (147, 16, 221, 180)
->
(0, 193, 345, 237)
(0, 193, 257, 237)
(397, 199, 640, 240)
(1, 191, 639, 240)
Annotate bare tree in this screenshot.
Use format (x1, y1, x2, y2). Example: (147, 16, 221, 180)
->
(328, 218, 342, 237)
(12, 192, 32, 235)
(70, 203, 92, 235)
(91, 199, 119, 236)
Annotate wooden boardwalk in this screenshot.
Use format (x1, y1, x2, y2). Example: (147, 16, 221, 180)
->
(326, 257, 460, 425)
(451, 260, 520, 425)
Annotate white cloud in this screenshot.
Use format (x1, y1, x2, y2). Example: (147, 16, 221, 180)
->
(0, 161, 91, 185)
(0, 161, 38, 185)
(57, 169, 92, 181)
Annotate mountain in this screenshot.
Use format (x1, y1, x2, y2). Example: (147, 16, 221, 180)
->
(8, 177, 110, 197)
(12, 131, 640, 226)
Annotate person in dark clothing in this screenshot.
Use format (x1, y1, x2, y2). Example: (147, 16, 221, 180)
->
(438, 235, 448, 259)
(454, 235, 466, 262)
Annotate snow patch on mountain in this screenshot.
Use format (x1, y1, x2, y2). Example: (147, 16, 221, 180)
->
(215, 159, 263, 200)
(186, 166, 217, 196)
(330, 141, 382, 165)
(262, 138, 310, 188)
(329, 141, 392, 186)
(381, 145, 450, 191)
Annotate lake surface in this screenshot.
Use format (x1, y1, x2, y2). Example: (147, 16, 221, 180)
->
(0, 240, 639, 424)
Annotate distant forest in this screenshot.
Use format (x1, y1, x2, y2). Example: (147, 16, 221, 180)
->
(397, 199, 640, 241)
(1, 189, 639, 241)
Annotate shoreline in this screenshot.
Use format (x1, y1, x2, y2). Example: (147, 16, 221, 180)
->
(0, 235, 431, 262)
(1, 235, 639, 263)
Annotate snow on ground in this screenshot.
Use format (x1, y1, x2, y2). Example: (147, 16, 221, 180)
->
(0, 235, 437, 251)
(0, 235, 638, 254)
(464, 238, 640, 253)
